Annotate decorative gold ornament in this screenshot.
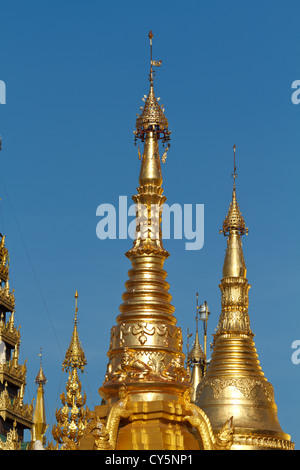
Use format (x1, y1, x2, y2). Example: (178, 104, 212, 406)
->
(92, 416, 112, 450)
(51, 291, 89, 450)
(62, 290, 87, 372)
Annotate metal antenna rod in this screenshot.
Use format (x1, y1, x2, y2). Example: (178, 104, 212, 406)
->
(233, 144, 237, 187)
(148, 30, 154, 84)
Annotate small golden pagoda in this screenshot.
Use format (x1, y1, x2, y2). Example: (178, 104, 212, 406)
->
(196, 147, 294, 450)
(0, 232, 34, 449)
(51, 291, 89, 450)
(30, 351, 48, 449)
(186, 297, 205, 403)
(78, 32, 234, 451)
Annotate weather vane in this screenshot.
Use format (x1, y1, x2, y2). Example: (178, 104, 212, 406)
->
(148, 30, 162, 85)
(134, 30, 170, 147)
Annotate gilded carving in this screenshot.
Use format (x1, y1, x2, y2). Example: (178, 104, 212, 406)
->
(106, 385, 131, 449)
(121, 322, 156, 346)
(0, 311, 20, 346)
(232, 434, 294, 450)
(105, 348, 189, 384)
(220, 279, 250, 308)
(0, 381, 34, 423)
(162, 353, 188, 382)
(106, 348, 152, 381)
(216, 309, 251, 334)
(147, 352, 165, 375)
(91, 416, 112, 450)
(0, 421, 20, 450)
(197, 377, 275, 402)
(183, 390, 234, 450)
(109, 322, 183, 350)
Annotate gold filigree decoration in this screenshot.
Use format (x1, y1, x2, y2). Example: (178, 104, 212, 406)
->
(106, 348, 152, 382)
(197, 377, 274, 402)
(52, 368, 89, 449)
(51, 292, 89, 450)
(121, 322, 156, 346)
(105, 349, 189, 384)
(216, 309, 251, 335)
(111, 322, 182, 349)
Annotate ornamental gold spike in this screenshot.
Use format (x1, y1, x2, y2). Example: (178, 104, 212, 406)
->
(52, 291, 88, 450)
(134, 30, 171, 148)
(196, 149, 294, 450)
(31, 349, 48, 447)
(62, 291, 87, 372)
(220, 146, 248, 237)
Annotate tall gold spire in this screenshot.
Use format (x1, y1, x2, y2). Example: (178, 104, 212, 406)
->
(78, 32, 234, 451)
(196, 147, 294, 450)
(99, 31, 194, 449)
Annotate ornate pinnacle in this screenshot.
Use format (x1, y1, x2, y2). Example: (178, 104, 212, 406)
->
(35, 348, 47, 385)
(220, 146, 248, 237)
(134, 31, 171, 145)
(52, 291, 88, 449)
(188, 297, 204, 364)
(188, 328, 204, 364)
(221, 187, 248, 236)
(62, 291, 87, 372)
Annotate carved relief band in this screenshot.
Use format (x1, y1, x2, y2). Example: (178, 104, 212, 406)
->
(196, 377, 275, 402)
(219, 277, 250, 310)
(109, 321, 183, 351)
(105, 348, 189, 384)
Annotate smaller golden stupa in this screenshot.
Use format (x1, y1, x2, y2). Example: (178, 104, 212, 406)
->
(186, 295, 206, 403)
(50, 291, 89, 450)
(196, 146, 294, 450)
(30, 350, 48, 448)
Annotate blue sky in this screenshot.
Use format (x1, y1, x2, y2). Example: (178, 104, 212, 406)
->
(0, 0, 299, 448)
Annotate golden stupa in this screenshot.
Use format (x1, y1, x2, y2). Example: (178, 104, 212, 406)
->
(77, 31, 233, 451)
(195, 147, 294, 450)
